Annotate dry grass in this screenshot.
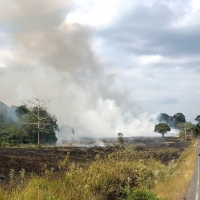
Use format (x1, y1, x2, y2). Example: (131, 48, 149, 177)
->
(151, 140, 197, 200)
(0, 141, 196, 200)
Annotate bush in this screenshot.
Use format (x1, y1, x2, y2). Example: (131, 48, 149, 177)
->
(122, 189, 162, 200)
(1, 141, 8, 148)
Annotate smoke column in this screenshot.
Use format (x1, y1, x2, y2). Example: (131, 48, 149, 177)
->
(0, 0, 163, 139)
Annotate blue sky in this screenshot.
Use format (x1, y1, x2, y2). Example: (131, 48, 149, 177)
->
(0, 0, 200, 138)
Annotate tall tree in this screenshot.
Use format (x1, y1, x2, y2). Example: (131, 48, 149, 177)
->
(22, 97, 58, 147)
(154, 123, 171, 137)
(173, 113, 186, 128)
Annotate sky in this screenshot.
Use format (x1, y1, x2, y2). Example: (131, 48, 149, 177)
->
(67, 0, 200, 119)
(0, 0, 200, 138)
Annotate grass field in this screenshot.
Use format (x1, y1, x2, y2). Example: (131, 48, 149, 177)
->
(0, 137, 196, 199)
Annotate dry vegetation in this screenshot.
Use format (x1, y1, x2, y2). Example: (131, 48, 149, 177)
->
(151, 141, 197, 199)
(0, 137, 197, 200)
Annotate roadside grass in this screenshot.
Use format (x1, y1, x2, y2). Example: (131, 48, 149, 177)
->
(0, 158, 160, 199)
(151, 140, 197, 200)
(0, 141, 196, 200)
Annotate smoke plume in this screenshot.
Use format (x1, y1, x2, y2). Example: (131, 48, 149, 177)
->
(0, 0, 161, 139)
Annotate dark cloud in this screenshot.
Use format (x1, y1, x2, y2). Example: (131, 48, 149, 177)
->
(98, 1, 200, 57)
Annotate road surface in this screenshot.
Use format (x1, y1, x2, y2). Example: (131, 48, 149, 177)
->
(186, 138, 200, 200)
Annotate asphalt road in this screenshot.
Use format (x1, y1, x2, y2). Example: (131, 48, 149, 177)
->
(186, 138, 200, 200)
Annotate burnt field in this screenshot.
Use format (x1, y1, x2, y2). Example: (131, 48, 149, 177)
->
(0, 137, 188, 178)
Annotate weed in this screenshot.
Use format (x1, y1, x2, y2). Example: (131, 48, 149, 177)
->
(9, 169, 14, 188)
(20, 168, 25, 184)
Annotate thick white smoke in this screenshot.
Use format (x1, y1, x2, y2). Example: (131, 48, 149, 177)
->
(0, 0, 165, 139)
(58, 98, 158, 138)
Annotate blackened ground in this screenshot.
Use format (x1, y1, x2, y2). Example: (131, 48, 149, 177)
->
(57, 136, 187, 148)
(0, 137, 188, 178)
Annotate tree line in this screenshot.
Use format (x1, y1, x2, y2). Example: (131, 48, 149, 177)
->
(0, 98, 58, 147)
(155, 112, 200, 138)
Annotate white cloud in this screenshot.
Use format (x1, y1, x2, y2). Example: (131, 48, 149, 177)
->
(66, 0, 122, 27)
(191, 0, 200, 11)
(137, 55, 162, 65)
(0, 50, 13, 68)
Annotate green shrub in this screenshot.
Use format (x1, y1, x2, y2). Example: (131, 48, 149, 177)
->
(122, 188, 162, 200)
(1, 141, 8, 148)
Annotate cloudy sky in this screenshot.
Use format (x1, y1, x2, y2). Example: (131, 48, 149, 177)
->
(0, 0, 200, 138)
(67, 0, 200, 120)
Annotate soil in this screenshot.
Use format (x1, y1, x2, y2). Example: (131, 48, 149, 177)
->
(0, 137, 188, 179)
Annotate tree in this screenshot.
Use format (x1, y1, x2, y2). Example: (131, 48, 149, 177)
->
(22, 97, 58, 147)
(154, 123, 171, 137)
(194, 115, 200, 137)
(15, 105, 29, 117)
(0, 100, 58, 147)
(195, 115, 200, 123)
(177, 122, 196, 139)
(5, 127, 27, 146)
(157, 113, 174, 127)
(117, 133, 124, 147)
(173, 113, 186, 128)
